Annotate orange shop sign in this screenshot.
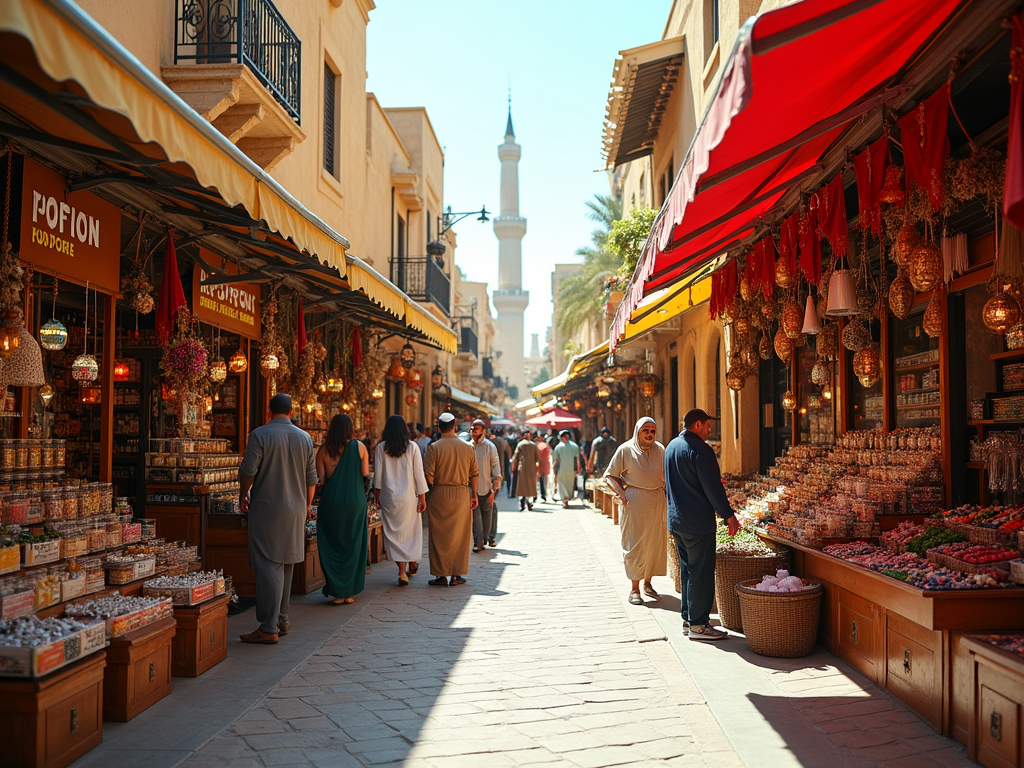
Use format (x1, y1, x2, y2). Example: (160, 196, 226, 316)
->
(19, 157, 120, 293)
(191, 250, 262, 340)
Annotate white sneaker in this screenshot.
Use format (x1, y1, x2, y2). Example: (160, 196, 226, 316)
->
(689, 624, 728, 641)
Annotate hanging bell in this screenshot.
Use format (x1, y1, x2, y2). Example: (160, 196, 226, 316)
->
(825, 265, 859, 316)
(879, 165, 905, 206)
(801, 294, 821, 335)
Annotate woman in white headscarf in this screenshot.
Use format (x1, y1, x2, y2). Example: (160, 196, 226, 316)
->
(604, 417, 667, 605)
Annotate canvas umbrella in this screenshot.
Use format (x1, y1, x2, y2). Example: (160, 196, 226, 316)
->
(525, 407, 583, 429)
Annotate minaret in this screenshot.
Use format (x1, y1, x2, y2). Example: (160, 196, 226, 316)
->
(492, 106, 529, 397)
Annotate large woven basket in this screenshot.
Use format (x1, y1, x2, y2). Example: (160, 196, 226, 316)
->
(736, 578, 822, 658)
(714, 549, 791, 631)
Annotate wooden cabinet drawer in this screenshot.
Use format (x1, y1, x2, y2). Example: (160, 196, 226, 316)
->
(837, 588, 881, 683)
(44, 676, 103, 768)
(886, 614, 941, 729)
(977, 665, 1023, 768)
(104, 617, 175, 722)
(172, 595, 228, 677)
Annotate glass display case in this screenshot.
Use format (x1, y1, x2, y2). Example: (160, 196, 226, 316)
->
(891, 307, 940, 429)
(848, 318, 883, 431)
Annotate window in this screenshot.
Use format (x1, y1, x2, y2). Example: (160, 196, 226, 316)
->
(323, 63, 338, 176)
(426, 209, 432, 243)
(397, 215, 406, 261)
(639, 172, 646, 205)
(704, 0, 720, 63)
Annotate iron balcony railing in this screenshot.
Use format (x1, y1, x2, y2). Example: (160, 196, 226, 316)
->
(456, 315, 479, 358)
(175, 0, 301, 123)
(390, 257, 451, 316)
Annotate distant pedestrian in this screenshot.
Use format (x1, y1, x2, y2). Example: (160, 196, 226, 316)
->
(316, 413, 370, 605)
(469, 419, 502, 551)
(238, 394, 318, 644)
(552, 430, 580, 508)
(374, 415, 429, 586)
(665, 409, 739, 641)
(414, 423, 432, 457)
(491, 429, 512, 492)
(535, 433, 551, 501)
(511, 430, 539, 510)
(423, 412, 479, 586)
(588, 427, 618, 476)
(604, 417, 667, 605)
(506, 430, 519, 497)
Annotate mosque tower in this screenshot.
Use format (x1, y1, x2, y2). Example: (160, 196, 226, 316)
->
(492, 107, 529, 397)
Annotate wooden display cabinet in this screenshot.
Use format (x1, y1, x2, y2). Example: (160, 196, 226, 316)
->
(962, 636, 1024, 768)
(204, 526, 255, 599)
(292, 538, 325, 595)
(0, 651, 106, 768)
(102, 616, 176, 722)
(172, 594, 229, 677)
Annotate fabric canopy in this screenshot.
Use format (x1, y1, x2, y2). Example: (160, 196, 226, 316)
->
(612, 0, 963, 349)
(525, 408, 583, 429)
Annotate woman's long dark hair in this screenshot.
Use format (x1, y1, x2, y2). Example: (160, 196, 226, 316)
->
(324, 414, 353, 459)
(382, 414, 409, 458)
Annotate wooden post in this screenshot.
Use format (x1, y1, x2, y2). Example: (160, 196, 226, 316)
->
(99, 292, 115, 482)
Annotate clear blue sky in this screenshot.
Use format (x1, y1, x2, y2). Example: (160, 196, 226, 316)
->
(366, 0, 671, 362)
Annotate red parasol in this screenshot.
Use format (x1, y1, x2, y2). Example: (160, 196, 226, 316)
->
(155, 229, 187, 344)
(525, 407, 583, 429)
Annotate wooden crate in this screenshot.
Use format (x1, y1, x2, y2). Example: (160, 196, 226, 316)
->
(962, 636, 1024, 768)
(292, 538, 325, 595)
(0, 651, 106, 768)
(172, 594, 228, 677)
(204, 527, 256, 599)
(368, 521, 386, 565)
(102, 616, 175, 722)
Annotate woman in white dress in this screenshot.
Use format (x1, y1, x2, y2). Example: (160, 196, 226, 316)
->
(374, 415, 429, 586)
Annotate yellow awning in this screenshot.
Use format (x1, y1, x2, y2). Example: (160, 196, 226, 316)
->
(531, 372, 568, 400)
(514, 398, 537, 411)
(0, 0, 457, 352)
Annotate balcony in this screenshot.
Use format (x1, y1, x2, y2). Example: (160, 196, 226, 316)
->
(390, 257, 450, 316)
(164, 0, 306, 169)
(456, 315, 479, 360)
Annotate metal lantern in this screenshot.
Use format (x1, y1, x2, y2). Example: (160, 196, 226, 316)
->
(859, 373, 880, 388)
(774, 328, 795, 361)
(113, 359, 131, 382)
(781, 390, 797, 410)
(316, 378, 328, 393)
(39, 317, 68, 351)
(400, 342, 416, 367)
(387, 356, 407, 380)
(889, 271, 915, 319)
(922, 291, 943, 338)
(775, 257, 795, 289)
(908, 240, 943, 292)
(209, 357, 227, 384)
(759, 332, 773, 360)
(853, 343, 881, 381)
(782, 301, 803, 338)
(879, 165, 905, 206)
(327, 373, 345, 393)
(726, 367, 746, 391)
(638, 374, 659, 398)
(371, 387, 385, 400)
(431, 365, 444, 389)
(6, 328, 45, 387)
(404, 367, 424, 390)
(72, 353, 99, 383)
(596, 384, 611, 399)
(0, 312, 20, 359)
(817, 323, 838, 358)
(894, 221, 920, 267)
(801, 294, 821, 335)
(732, 314, 751, 341)
(260, 352, 280, 376)
(229, 349, 248, 374)
(811, 360, 831, 387)
(39, 383, 54, 405)
(842, 319, 870, 352)
(983, 290, 1022, 334)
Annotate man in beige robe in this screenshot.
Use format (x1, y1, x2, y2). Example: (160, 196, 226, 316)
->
(423, 412, 479, 586)
(512, 431, 540, 510)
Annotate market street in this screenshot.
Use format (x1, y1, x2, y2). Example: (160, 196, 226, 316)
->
(73, 495, 972, 768)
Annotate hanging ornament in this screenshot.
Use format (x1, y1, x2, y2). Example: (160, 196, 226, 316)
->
(853, 343, 881, 381)
(782, 301, 803, 339)
(39, 383, 54, 406)
(889, 270, 915, 319)
(842, 319, 870, 352)
(922, 291, 943, 338)
(740, 345, 759, 371)
(801, 294, 821, 335)
(405, 392, 419, 406)
(404, 367, 424, 390)
(260, 352, 280, 376)
(732, 314, 751, 342)
(774, 328, 795, 361)
(209, 357, 228, 383)
(316, 377, 328, 394)
(113, 359, 131, 382)
(71, 281, 97, 383)
(739, 275, 754, 302)
(638, 374, 660, 398)
(908, 239, 943, 292)
(327, 372, 345, 393)
(859, 373, 880, 388)
(982, 290, 1021, 334)
(781, 390, 797, 411)
(817, 323, 838, 359)
(371, 387, 385, 400)
(387, 356, 407, 380)
(228, 349, 248, 374)
(811, 360, 831, 386)
(759, 332, 773, 360)
(878, 165, 906, 206)
(775, 257, 795, 289)
(726, 367, 746, 391)
(894, 221, 920, 267)
(40, 278, 67, 351)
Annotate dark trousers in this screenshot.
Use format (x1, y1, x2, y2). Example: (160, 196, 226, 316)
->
(671, 530, 716, 626)
(507, 468, 517, 497)
(473, 493, 494, 546)
(538, 474, 547, 500)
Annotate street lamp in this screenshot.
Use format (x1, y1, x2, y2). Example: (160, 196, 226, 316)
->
(427, 205, 490, 257)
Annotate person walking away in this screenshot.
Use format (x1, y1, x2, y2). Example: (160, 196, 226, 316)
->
(535, 433, 552, 502)
(588, 427, 617, 477)
(665, 409, 739, 640)
(491, 429, 511, 495)
(316, 413, 370, 605)
(238, 394, 318, 644)
(511, 430, 539, 510)
(604, 417, 667, 605)
(553, 430, 581, 508)
(423, 412, 479, 586)
(470, 419, 502, 551)
(506, 430, 519, 497)
(374, 414, 429, 586)
(414, 423, 432, 457)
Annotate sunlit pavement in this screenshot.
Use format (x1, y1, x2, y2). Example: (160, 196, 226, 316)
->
(79, 493, 973, 767)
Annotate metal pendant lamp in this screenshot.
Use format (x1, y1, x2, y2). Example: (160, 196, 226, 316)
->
(825, 258, 859, 316)
(801, 293, 821, 335)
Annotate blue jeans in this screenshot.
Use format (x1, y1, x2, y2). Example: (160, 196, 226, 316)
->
(671, 530, 716, 626)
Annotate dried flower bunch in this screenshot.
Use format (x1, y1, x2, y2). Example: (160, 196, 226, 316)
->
(160, 310, 208, 405)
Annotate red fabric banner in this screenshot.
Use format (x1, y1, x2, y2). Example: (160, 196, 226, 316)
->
(296, 297, 307, 357)
(780, 213, 799, 277)
(350, 327, 363, 368)
(799, 200, 823, 285)
(899, 84, 950, 211)
(854, 131, 888, 236)
(1005, 14, 1024, 230)
(817, 175, 849, 259)
(756, 235, 775, 300)
(155, 230, 188, 344)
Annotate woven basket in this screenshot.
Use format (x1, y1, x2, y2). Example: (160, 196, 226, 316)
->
(715, 549, 791, 631)
(668, 537, 682, 594)
(926, 548, 1012, 575)
(880, 538, 909, 555)
(736, 579, 822, 658)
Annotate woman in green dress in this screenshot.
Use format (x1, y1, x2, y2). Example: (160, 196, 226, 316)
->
(316, 414, 370, 604)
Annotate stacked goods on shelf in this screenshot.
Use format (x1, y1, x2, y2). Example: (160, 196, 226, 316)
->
(64, 593, 173, 638)
(142, 570, 226, 605)
(821, 541, 1013, 589)
(145, 438, 241, 495)
(929, 504, 1024, 544)
(0, 615, 107, 678)
(880, 521, 927, 553)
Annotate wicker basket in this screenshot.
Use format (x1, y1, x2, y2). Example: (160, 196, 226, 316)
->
(715, 549, 791, 631)
(926, 548, 1012, 575)
(668, 537, 682, 594)
(735, 579, 822, 658)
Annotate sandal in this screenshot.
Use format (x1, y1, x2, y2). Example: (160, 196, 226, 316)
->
(408, 562, 419, 575)
(428, 577, 449, 587)
(643, 583, 660, 599)
(398, 574, 409, 586)
(332, 597, 355, 605)
(450, 576, 466, 586)
(628, 591, 644, 606)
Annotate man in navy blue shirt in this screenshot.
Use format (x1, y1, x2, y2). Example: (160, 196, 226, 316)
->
(665, 408, 739, 641)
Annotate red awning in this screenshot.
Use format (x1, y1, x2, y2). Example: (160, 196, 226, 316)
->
(611, 0, 964, 349)
(525, 408, 583, 429)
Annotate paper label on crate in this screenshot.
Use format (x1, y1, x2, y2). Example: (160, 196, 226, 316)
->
(34, 641, 65, 676)
(22, 539, 60, 565)
(1, 590, 36, 620)
(191, 581, 216, 604)
(80, 623, 107, 655)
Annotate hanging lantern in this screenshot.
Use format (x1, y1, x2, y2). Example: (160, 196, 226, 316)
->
(39, 383, 54, 405)
(0, 311, 20, 359)
(825, 264, 859, 316)
(260, 352, 280, 377)
(72, 353, 99, 383)
(431, 365, 444, 388)
(842, 319, 870, 352)
(801, 294, 821, 335)
(39, 318, 68, 351)
(404, 367, 424, 390)
(5, 328, 45, 388)
(596, 384, 611, 399)
(879, 165, 905, 205)
(759, 332, 773, 360)
(387, 356, 407, 380)
(732, 315, 751, 342)
(209, 357, 227, 384)
(908, 240, 943, 292)
(782, 301, 803, 338)
(817, 323, 838, 358)
(113, 359, 131, 382)
(1007, 324, 1024, 350)
(371, 387, 385, 400)
(811, 360, 831, 386)
(316, 378, 327, 393)
(853, 343, 881, 381)
(889, 271, 915, 319)
(405, 392, 419, 406)
(228, 349, 248, 374)
(894, 221, 920, 267)
(726, 367, 746, 391)
(400, 342, 416, 367)
(983, 290, 1022, 334)
(739, 275, 754, 302)
(781, 390, 797, 411)
(774, 328, 795, 361)
(923, 291, 943, 338)
(613, 401, 625, 413)
(327, 373, 345, 393)
(775, 258, 795, 289)
(638, 374, 659, 398)
(741, 345, 759, 371)
(859, 373, 880, 388)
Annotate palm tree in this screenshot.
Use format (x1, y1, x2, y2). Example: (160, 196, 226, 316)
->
(554, 194, 623, 338)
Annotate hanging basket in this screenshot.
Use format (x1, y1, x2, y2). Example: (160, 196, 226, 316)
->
(908, 240, 943, 292)
(736, 579, 822, 657)
(842, 319, 870, 352)
(774, 329, 795, 361)
(889, 271, 915, 319)
(714, 549, 791, 632)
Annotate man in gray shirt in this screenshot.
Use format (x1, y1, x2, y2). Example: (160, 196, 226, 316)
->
(470, 419, 502, 552)
(238, 394, 318, 644)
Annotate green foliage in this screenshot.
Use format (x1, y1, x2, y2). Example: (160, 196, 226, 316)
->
(531, 366, 550, 387)
(609, 207, 657, 279)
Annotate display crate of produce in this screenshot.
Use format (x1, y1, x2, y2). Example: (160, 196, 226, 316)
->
(86, 527, 106, 552)
(106, 599, 173, 638)
(0, 543, 18, 574)
(60, 575, 86, 602)
(21, 538, 59, 566)
(84, 570, 105, 594)
(104, 556, 156, 585)
(1003, 362, 1024, 391)
(927, 547, 1013, 575)
(0, 621, 106, 678)
(0, 589, 34, 620)
(143, 575, 225, 606)
(61, 532, 89, 558)
(121, 522, 141, 543)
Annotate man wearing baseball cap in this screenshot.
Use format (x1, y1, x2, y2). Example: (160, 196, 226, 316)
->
(664, 408, 739, 641)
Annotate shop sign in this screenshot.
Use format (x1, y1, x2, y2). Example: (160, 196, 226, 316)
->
(19, 157, 121, 293)
(192, 249, 262, 340)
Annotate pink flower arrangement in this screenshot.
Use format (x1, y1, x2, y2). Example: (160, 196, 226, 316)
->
(165, 339, 207, 375)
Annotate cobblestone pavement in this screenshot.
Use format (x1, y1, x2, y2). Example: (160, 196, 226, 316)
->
(167, 494, 971, 768)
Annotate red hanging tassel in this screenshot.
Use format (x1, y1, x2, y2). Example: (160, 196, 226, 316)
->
(854, 131, 888, 236)
(780, 214, 799, 276)
(155, 229, 187, 345)
(817, 175, 849, 259)
(756, 235, 775, 299)
(296, 297, 307, 358)
(899, 84, 950, 211)
(799, 198, 823, 285)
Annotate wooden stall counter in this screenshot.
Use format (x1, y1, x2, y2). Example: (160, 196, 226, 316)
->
(292, 538, 324, 595)
(961, 636, 1024, 768)
(103, 616, 175, 722)
(763, 534, 1024, 741)
(172, 593, 229, 677)
(0, 651, 106, 768)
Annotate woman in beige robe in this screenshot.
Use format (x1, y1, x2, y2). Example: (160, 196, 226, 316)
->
(511, 434, 539, 510)
(604, 417, 667, 605)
